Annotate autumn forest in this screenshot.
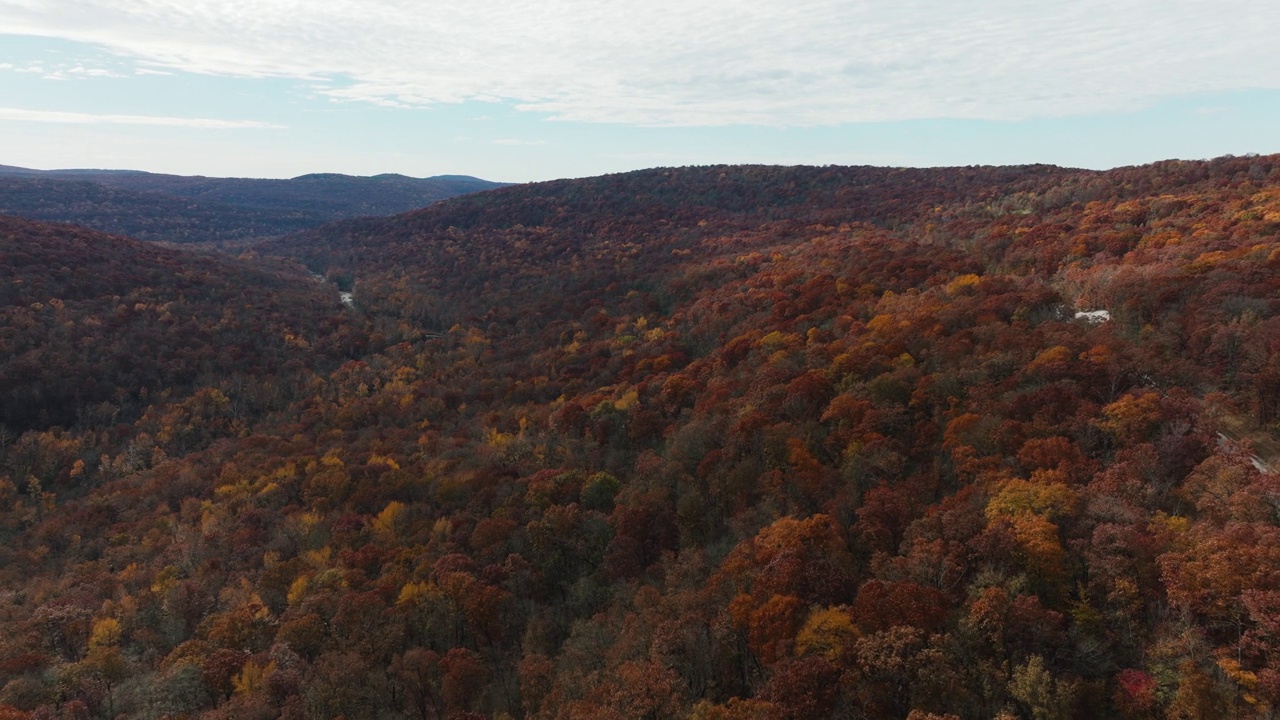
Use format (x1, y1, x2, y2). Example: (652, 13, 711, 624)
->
(5, 156, 1280, 719)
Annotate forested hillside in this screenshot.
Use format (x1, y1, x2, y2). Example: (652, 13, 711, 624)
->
(0, 215, 366, 435)
(4, 155, 1280, 719)
(0, 168, 506, 244)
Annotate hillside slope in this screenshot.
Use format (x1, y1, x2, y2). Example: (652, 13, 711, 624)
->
(0, 177, 321, 244)
(3, 156, 1280, 719)
(0, 215, 365, 435)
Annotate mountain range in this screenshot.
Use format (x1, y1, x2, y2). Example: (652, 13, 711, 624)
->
(0, 164, 507, 244)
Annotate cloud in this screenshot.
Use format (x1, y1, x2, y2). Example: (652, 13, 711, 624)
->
(492, 138, 549, 146)
(66, 65, 124, 78)
(0, 0, 1276, 126)
(38, 64, 127, 80)
(0, 107, 285, 129)
(2, 57, 135, 80)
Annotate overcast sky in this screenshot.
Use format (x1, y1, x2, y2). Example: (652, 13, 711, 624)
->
(1, 1, 1278, 182)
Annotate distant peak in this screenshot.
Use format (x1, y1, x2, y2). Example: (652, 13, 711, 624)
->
(426, 174, 491, 182)
(290, 173, 355, 181)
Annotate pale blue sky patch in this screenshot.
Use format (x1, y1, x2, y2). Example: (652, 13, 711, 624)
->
(0, 0, 1277, 181)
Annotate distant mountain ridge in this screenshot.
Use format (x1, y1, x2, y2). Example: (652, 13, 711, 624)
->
(0, 164, 508, 243)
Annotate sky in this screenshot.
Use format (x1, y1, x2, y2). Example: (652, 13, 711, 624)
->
(1, 1, 1278, 183)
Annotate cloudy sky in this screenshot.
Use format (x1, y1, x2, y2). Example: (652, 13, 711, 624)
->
(1, 0, 1278, 182)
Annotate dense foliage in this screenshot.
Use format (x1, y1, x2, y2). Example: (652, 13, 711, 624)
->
(0, 168, 506, 244)
(0, 214, 365, 437)
(4, 155, 1280, 719)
